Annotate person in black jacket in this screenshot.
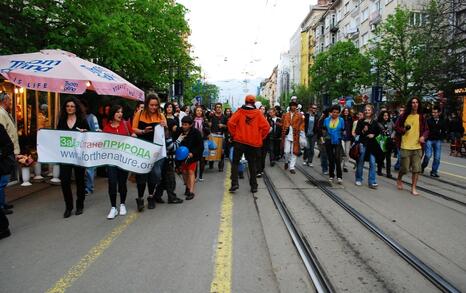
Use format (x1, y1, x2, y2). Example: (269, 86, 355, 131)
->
(0, 123, 15, 219)
(303, 104, 318, 166)
(421, 107, 447, 177)
(268, 107, 282, 166)
(177, 115, 203, 200)
(56, 97, 90, 218)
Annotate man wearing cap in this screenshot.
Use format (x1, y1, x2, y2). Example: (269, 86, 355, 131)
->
(228, 95, 270, 193)
(281, 100, 304, 174)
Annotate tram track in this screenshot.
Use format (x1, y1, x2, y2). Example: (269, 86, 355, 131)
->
(295, 164, 461, 293)
(350, 160, 466, 207)
(262, 171, 334, 293)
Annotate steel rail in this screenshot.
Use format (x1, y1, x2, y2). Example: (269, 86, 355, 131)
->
(296, 165, 461, 293)
(350, 161, 466, 207)
(262, 171, 334, 293)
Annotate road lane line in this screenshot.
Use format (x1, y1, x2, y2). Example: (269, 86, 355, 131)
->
(46, 212, 139, 293)
(440, 161, 466, 168)
(210, 163, 233, 293)
(424, 166, 466, 180)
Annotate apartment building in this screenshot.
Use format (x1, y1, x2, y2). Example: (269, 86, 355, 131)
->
(300, 2, 329, 87)
(259, 66, 278, 106)
(277, 51, 290, 103)
(289, 28, 302, 88)
(313, 0, 426, 55)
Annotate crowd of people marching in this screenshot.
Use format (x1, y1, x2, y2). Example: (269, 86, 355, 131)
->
(0, 91, 465, 239)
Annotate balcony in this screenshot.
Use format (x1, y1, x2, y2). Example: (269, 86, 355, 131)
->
(346, 26, 359, 38)
(369, 11, 382, 25)
(330, 23, 339, 33)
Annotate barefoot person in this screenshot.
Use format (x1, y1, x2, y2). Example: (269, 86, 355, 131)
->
(394, 97, 429, 195)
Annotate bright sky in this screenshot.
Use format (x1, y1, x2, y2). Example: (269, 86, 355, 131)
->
(177, 0, 316, 83)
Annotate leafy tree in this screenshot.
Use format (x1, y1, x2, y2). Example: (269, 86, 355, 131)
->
(310, 41, 371, 103)
(0, 0, 196, 96)
(256, 95, 270, 108)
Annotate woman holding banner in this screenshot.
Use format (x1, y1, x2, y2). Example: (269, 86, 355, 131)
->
(132, 93, 166, 211)
(57, 97, 90, 218)
(103, 105, 134, 219)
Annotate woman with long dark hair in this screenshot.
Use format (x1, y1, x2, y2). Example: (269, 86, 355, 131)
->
(132, 93, 167, 211)
(57, 97, 90, 218)
(377, 110, 394, 178)
(103, 105, 133, 219)
(164, 102, 179, 137)
(192, 106, 210, 182)
(340, 107, 353, 172)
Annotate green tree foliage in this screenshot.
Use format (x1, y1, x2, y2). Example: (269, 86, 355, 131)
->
(309, 41, 371, 102)
(370, 8, 424, 105)
(256, 95, 270, 108)
(369, 3, 466, 105)
(289, 84, 313, 108)
(0, 0, 195, 95)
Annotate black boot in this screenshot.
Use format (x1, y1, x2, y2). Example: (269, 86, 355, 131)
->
(136, 198, 145, 212)
(147, 197, 156, 209)
(186, 192, 195, 200)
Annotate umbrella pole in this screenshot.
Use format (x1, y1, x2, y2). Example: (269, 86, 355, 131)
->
(35, 90, 39, 132)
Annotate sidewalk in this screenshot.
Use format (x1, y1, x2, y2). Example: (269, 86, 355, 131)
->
(6, 179, 60, 203)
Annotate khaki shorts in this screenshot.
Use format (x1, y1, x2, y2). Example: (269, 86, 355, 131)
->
(400, 149, 422, 175)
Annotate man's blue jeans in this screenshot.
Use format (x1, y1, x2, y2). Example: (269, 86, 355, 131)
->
(304, 135, 316, 164)
(356, 144, 376, 185)
(0, 175, 11, 208)
(85, 167, 95, 194)
(230, 146, 245, 173)
(422, 140, 441, 174)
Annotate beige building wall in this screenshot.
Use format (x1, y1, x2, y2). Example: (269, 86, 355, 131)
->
(313, 0, 427, 55)
(300, 4, 328, 87)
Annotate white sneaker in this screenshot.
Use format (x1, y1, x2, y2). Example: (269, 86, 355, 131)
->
(323, 171, 329, 175)
(337, 178, 343, 184)
(107, 207, 118, 219)
(119, 204, 127, 216)
(355, 181, 362, 186)
(302, 162, 308, 166)
(309, 163, 313, 167)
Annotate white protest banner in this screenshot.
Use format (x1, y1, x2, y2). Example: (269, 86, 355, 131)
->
(37, 129, 164, 174)
(153, 125, 166, 161)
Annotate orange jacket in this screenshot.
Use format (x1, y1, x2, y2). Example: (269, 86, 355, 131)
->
(281, 111, 304, 155)
(228, 106, 270, 147)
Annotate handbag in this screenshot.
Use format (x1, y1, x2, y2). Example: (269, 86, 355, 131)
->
(299, 132, 308, 149)
(349, 142, 360, 161)
(375, 134, 388, 152)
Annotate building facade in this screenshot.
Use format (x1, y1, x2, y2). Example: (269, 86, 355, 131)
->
(277, 51, 290, 104)
(300, 2, 329, 87)
(289, 28, 302, 88)
(259, 66, 278, 107)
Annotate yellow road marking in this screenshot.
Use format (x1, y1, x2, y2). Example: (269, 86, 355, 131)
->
(424, 166, 466, 180)
(441, 161, 466, 168)
(210, 163, 233, 293)
(46, 212, 139, 293)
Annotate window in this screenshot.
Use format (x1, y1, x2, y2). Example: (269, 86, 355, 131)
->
(361, 33, 369, 46)
(332, 14, 336, 26)
(410, 12, 426, 26)
(332, 33, 336, 44)
(321, 25, 325, 35)
(361, 7, 369, 22)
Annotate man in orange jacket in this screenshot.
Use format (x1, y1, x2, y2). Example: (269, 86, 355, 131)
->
(228, 95, 270, 193)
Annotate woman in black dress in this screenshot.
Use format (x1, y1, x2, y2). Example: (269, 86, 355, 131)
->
(56, 97, 90, 218)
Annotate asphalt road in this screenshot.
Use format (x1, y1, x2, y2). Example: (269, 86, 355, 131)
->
(0, 164, 281, 293)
